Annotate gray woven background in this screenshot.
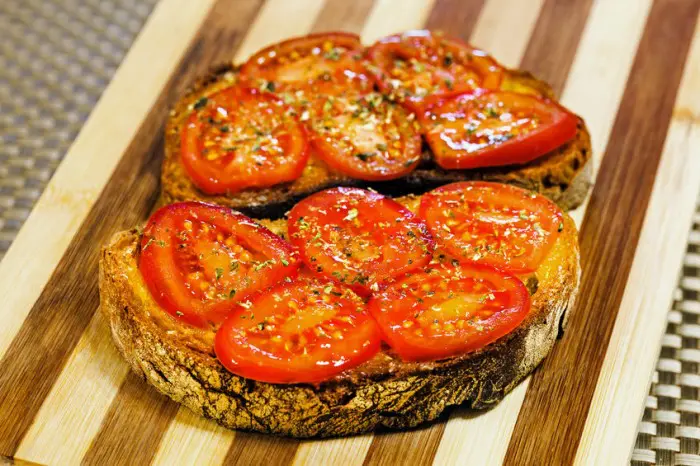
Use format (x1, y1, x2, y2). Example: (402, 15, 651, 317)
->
(0, 1, 698, 463)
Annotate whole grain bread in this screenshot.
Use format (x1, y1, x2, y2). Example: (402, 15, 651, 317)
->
(99, 195, 580, 437)
(160, 65, 592, 217)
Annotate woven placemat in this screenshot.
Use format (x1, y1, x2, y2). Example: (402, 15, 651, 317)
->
(0, 1, 698, 464)
(632, 207, 700, 466)
(0, 0, 157, 259)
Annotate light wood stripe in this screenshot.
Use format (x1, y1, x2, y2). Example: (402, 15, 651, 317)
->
(15, 312, 130, 464)
(233, 0, 327, 62)
(506, 0, 700, 462)
(293, 435, 374, 466)
(0, 0, 216, 361)
(360, 0, 437, 44)
(151, 408, 235, 466)
(562, 0, 653, 225)
(574, 15, 700, 464)
(469, 0, 544, 68)
(311, 0, 376, 33)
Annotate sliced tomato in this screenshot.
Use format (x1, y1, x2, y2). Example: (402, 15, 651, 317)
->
(139, 202, 300, 328)
(240, 32, 372, 102)
(367, 30, 503, 110)
(308, 92, 422, 180)
(180, 86, 309, 194)
(215, 277, 381, 383)
(368, 262, 530, 361)
(287, 187, 435, 294)
(419, 182, 563, 273)
(419, 91, 578, 169)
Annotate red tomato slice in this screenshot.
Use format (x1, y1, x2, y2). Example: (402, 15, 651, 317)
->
(180, 86, 309, 194)
(215, 277, 381, 383)
(139, 202, 300, 328)
(308, 92, 422, 180)
(368, 262, 530, 361)
(367, 30, 503, 110)
(240, 32, 372, 101)
(287, 187, 435, 294)
(419, 182, 563, 273)
(419, 91, 578, 169)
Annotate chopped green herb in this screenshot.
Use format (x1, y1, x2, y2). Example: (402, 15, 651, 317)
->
(443, 53, 453, 66)
(230, 261, 239, 272)
(281, 258, 289, 266)
(215, 267, 223, 280)
(229, 289, 236, 299)
(344, 208, 358, 221)
(376, 143, 388, 151)
(193, 97, 208, 109)
(558, 222, 564, 232)
(355, 152, 375, 162)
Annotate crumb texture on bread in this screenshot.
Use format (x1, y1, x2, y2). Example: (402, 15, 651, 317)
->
(99, 205, 580, 437)
(160, 65, 592, 217)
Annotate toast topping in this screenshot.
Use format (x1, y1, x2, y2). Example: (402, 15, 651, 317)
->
(287, 187, 435, 294)
(215, 276, 381, 383)
(137, 183, 570, 381)
(368, 262, 530, 361)
(419, 181, 564, 273)
(180, 87, 309, 194)
(139, 201, 300, 328)
(419, 91, 578, 170)
(366, 30, 503, 111)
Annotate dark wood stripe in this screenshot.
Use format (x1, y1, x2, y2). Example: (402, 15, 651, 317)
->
(311, 0, 375, 34)
(505, 0, 700, 463)
(0, 0, 263, 458)
(363, 419, 448, 466)
(222, 433, 300, 466)
(82, 373, 180, 465)
(519, 0, 595, 96)
(1, 456, 44, 466)
(424, 0, 485, 42)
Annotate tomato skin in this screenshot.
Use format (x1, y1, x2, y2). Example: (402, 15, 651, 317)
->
(180, 86, 309, 195)
(367, 30, 503, 111)
(139, 202, 300, 328)
(419, 182, 563, 273)
(368, 263, 530, 361)
(308, 92, 422, 181)
(240, 32, 370, 97)
(419, 90, 578, 169)
(214, 277, 381, 384)
(287, 187, 435, 295)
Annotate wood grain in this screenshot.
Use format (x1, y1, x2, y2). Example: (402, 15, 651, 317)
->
(575, 19, 700, 464)
(519, 0, 595, 96)
(424, 0, 485, 42)
(0, 0, 698, 463)
(82, 372, 181, 465)
(312, 0, 376, 33)
(0, 0, 259, 459)
(505, 0, 700, 463)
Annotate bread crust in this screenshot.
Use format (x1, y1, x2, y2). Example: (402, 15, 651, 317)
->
(160, 65, 592, 217)
(99, 199, 580, 438)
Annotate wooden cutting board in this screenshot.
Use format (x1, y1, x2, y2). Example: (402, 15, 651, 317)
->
(1, 0, 700, 464)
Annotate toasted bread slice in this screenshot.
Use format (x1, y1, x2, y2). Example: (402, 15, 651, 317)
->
(161, 65, 592, 217)
(99, 194, 580, 438)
